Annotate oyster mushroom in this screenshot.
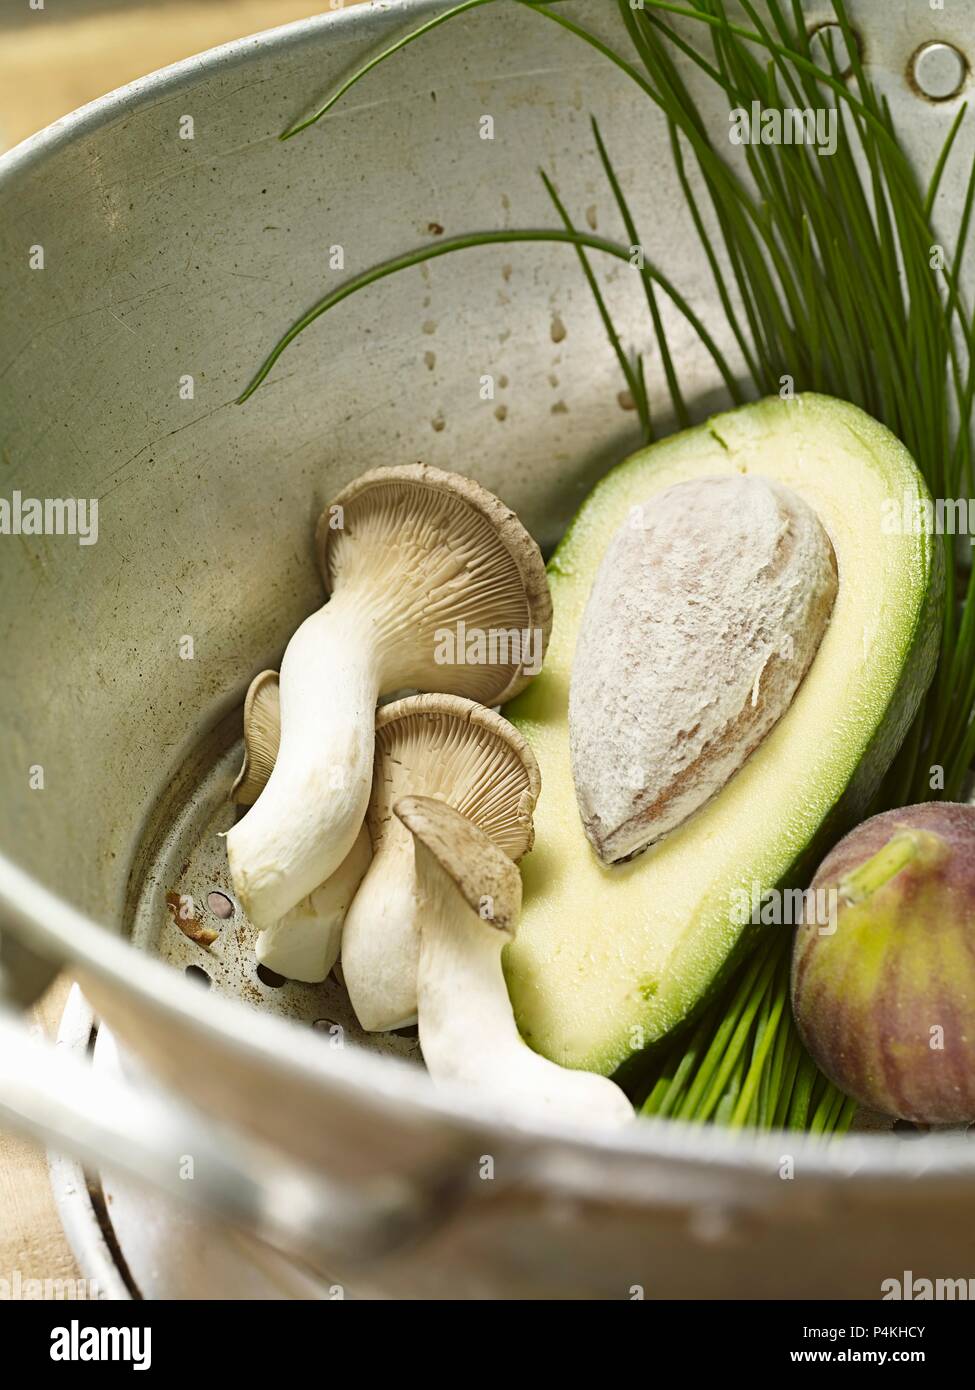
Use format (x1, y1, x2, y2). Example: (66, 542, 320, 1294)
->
(342, 694, 539, 1031)
(226, 465, 551, 929)
(230, 670, 280, 807)
(395, 795, 632, 1126)
(230, 670, 371, 982)
(254, 844, 370, 983)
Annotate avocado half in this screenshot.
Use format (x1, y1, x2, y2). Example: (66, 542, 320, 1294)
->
(504, 394, 942, 1077)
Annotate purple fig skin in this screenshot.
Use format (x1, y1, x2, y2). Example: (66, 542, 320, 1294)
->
(791, 802, 975, 1124)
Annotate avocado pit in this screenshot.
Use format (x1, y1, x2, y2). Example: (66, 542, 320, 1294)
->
(568, 473, 838, 863)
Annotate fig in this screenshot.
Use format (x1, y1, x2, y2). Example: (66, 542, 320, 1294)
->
(792, 802, 975, 1124)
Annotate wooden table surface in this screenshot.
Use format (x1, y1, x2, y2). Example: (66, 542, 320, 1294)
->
(0, 0, 367, 1297)
(0, 978, 81, 1290)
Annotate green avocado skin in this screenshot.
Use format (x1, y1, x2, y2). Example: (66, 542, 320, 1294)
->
(511, 393, 944, 1086)
(785, 504, 943, 879)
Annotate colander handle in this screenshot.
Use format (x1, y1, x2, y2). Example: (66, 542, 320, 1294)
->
(0, 1001, 462, 1277)
(0, 851, 474, 1277)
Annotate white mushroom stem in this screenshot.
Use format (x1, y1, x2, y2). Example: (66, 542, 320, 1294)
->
(397, 797, 632, 1128)
(341, 829, 420, 1029)
(417, 875, 632, 1124)
(255, 825, 371, 983)
(227, 595, 377, 928)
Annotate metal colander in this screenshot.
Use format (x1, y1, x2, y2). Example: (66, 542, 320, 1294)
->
(1, 0, 974, 1299)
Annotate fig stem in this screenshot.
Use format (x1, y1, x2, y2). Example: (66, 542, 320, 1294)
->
(838, 829, 925, 905)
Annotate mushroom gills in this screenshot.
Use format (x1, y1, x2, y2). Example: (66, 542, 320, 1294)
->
(230, 670, 280, 806)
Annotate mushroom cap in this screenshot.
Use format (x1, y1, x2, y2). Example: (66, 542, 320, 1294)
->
(316, 464, 552, 705)
(231, 670, 280, 805)
(370, 693, 540, 860)
(394, 795, 522, 934)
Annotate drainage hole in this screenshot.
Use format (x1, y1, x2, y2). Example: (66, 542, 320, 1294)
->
(185, 965, 211, 988)
(807, 21, 859, 80)
(911, 41, 967, 101)
(207, 890, 235, 920)
(256, 963, 286, 988)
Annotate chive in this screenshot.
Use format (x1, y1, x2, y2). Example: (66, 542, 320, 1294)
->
(810, 1080, 847, 1136)
(834, 1095, 859, 1136)
(673, 939, 772, 1121)
(540, 171, 652, 442)
(684, 942, 779, 1123)
(772, 1029, 804, 1130)
(280, 0, 494, 140)
(761, 957, 794, 1126)
(731, 947, 789, 1127)
(236, 226, 742, 404)
(925, 104, 968, 220)
(714, 1045, 749, 1126)
(640, 1004, 718, 1118)
(590, 118, 689, 429)
(788, 1053, 818, 1131)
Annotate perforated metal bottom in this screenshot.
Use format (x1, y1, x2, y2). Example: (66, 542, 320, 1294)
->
(127, 734, 422, 1067)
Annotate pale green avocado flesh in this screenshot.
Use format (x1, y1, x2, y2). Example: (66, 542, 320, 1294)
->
(504, 394, 941, 1077)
